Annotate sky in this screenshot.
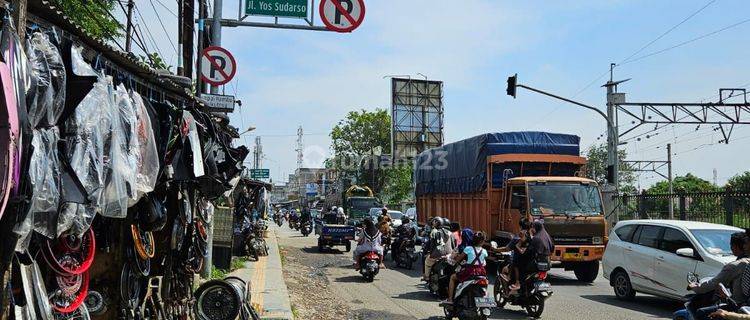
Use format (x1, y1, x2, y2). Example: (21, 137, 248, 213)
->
(138, 0, 750, 188)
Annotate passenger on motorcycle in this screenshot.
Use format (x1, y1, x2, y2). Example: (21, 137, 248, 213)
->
(353, 217, 384, 270)
(443, 231, 488, 304)
(518, 220, 554, 281)
(450, 222, 462, 249)
(689, 232, 750, 319)
(423, 217, 455, 281)
(336, 207, 347, 224)
(488, 218, 532, 291)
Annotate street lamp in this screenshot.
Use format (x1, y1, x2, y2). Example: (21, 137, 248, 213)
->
(240, 126, 256, 136)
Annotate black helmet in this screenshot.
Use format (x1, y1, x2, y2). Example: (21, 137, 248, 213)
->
(431, 216, 443, 227)
(401, 216, 411, 224)
(137, 193, 167, 232)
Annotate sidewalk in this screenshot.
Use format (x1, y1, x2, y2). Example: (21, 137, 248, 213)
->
(228, 225, 294, 320)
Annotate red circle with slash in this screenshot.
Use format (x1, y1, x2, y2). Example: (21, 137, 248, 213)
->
(200, 46, 237, 86)
(320, 0, 366, 33)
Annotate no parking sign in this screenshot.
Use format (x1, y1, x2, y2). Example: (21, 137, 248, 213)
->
(319, 0, 365, 33)
(200, 46, 237, 86)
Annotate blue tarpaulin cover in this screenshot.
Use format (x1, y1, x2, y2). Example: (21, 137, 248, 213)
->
(414, 132, 580, 195)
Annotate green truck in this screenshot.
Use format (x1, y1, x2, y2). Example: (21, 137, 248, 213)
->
(343, 185, 380, 225)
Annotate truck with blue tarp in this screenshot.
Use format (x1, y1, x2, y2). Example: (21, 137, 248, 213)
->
(415, 132, 607, 282)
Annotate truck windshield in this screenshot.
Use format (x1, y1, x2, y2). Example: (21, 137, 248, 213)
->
(528, 183, 603, 216)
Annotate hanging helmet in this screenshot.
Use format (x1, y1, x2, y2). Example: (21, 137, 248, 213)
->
(137, 193, 167, 232)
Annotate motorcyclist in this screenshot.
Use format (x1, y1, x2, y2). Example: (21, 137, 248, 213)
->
(324, 206, 339, 224)
(518, 220, 554, 282)
(392, 216, 417, 258)
(378, 208, 392, 235)
(353, 217, 384, 270)
(487, 218, 532, 291)
(443, 230, 488, 304)
(689, 232, 750, 319)
(423, 217, 454, 282)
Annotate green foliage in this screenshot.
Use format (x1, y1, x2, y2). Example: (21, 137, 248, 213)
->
(139, 52, 173, 71)
(585, 144, 636, 192)
(55, 0, 122, 40)
(380, 162, 414, 204)
(328, 109, 391, 192)
(210, 268, 228, 280)
(648, 173, 718, 194)
(727, 171, 750, 192)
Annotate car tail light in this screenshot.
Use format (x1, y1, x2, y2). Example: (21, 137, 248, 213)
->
(476, 278, 489, 286)
(538, 271, 548, 280)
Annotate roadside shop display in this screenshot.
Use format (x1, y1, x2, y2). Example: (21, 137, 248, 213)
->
(0, 9, 249, 320)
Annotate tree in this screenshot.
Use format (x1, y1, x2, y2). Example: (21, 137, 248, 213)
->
(328, 109, 391, 193)
(647, 173, 718, 194)
(139, 52, 173, 71)
(727, 171, 750, 192)
(380, 162, 413, 205)
(55, 0, 122, 40)
(585, 144, 636, 193)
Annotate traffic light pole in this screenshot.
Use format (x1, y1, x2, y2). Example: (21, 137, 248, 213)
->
(507, 74, 621, 220)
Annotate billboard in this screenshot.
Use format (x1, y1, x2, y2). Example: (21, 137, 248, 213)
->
(391, 78, 444, 161)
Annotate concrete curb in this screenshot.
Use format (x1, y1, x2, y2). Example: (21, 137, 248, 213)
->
(228, 225, 294, 320)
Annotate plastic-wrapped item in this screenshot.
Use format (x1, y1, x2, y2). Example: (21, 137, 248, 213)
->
(65, 76, 111, 209)
(183, 111, 205, 178)
(101, 84, 138, 217)
(28, 127, 62, 238)
(130, 92, 158, 204)
(26, 32, 66, 128)
(57, 202, 96, 237)
(71, 44, 97, 77)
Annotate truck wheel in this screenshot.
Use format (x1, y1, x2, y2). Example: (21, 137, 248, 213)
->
(574, 261, 599, 283)
(345, 242, 351, 252)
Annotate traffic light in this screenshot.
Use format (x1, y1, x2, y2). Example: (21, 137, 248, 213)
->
(506, 74, 517, 98)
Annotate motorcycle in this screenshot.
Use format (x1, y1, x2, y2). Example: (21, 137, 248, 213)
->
(493, 248, 553, 318)
(441, 274, 495, 320)
(274, 215, 283, 227)
(300, 221, 312, 237)
(244, 221, 269, 261)
(289, 218, 299, 231)
(382, 232, 392, 260)
(392, 237, 417, 270)
(358, 251, 381, 282)
(428, 258, 455, 299)
(673, 273, 745, 320)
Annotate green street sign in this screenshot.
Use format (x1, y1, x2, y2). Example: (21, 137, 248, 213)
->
(250, 169, 270, 179)
(245, 0, 308, 19)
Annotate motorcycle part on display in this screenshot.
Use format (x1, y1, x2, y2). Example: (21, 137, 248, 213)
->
(184, 243, 204, 274)
(48, 270, 89, 314)
(119, 263, 141, 310)
(53, 304, 91, 320)
(131, 224, 155, 259)
(84, 290, 106, 315)
(128, 246, 151, 278)
(137, 193, 167, 232)
(42, 228, 95, 275)
(139, 276, 166, 320)
(194, 279, 242, 320)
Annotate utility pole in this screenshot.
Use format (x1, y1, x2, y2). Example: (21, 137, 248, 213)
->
(210, 0, 222, 94)
(667, 143, 674, 219)
(177, 0, 184, 75)
(253, 136, 262, 170)
(196, 0, 208, 95)
(181, 0, 195, 78)
(124, 0, 135, 52)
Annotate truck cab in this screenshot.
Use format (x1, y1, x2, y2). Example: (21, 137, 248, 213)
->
(502, 177, 607, 282)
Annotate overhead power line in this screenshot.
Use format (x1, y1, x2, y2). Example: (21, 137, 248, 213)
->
(146, 0, 179, 55)
(622, 17, 750, 65)
(619, 0, 717, 64)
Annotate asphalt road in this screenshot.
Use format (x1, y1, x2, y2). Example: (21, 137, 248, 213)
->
(277, 225, 680, 319)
